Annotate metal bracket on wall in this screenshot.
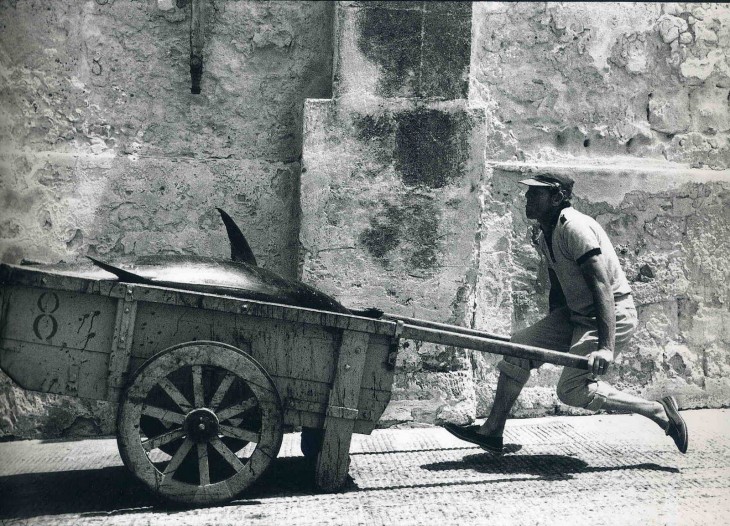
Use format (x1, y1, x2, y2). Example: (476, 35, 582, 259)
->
(190, 0, 204, 94)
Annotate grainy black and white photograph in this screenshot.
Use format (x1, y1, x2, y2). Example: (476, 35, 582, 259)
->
(0, 1, 729, 524)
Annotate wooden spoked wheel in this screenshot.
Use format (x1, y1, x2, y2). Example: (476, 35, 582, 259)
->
(117, 341, 283, 506)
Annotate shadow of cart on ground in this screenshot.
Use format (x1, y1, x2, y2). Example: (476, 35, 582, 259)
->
(0, 450, 681, 520)
(0, 456, 337, 521)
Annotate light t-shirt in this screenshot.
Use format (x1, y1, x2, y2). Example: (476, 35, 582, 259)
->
(538, 207, 631, 316)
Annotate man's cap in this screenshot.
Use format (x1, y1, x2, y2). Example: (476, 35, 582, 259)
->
(518, 173, 574, 197)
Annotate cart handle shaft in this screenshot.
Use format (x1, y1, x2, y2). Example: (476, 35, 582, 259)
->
(399, 323, 590, 371)
(381, 312, 511, 342)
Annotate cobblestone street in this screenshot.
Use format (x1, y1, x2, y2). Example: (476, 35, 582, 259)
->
(1, 409, 728, 525)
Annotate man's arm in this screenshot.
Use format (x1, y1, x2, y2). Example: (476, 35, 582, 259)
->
(548, 268, 567, 312)
(579, 254, 616, 375)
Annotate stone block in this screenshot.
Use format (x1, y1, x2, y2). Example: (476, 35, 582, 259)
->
(0, 370, 116, 439)
(424, 2, 473, 15)
(301, 100, 487, 320)
(701, 377, 730, 408)
(342, 1, 424, 10)
(420, 11, 471, 99)
(334, 2, 471, 101)
(690, 85, 730, 133)
(384, 370, 476, 425)
(704, 345, 730, 379)
(657, 14, 688, 44)
(648, 91, 691, 134)
(669, 133, 730, 169)
(512, 386, 561, 418)
(351, 7, 423, 98)
(687, 307, 730, 346)
(393, 110, 473, 188)
(664, 342, 702, 380)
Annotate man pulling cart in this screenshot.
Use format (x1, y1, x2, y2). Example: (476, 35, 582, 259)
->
(444, 174, 688, 456)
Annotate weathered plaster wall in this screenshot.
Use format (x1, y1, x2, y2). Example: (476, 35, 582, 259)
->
(1, 0, 333, 274)
(468, 3, 730, 419)
(302, 2, 730, 427)
(471, 2, 730, 169)
(301, 1, 481, 425)
(0, 0, 334, 438)
(2, 1, 729, 438)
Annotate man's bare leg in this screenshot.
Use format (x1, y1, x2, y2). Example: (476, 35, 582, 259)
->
(477, 372, 525, 437)
(478, 374, 670, 437)
(601, 391, 669, 429)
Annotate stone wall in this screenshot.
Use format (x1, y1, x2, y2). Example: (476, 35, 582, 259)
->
(301, 2, 730, 427)
(468, 2, 730, 419)
(1, 1, 729, 438)
(471, 2, 730, 168)
(1, 0, 334, 275)
(301, 1, 484, 425)
(0, 0, 334, 438)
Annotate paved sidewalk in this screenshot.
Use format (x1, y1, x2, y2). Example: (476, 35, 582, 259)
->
(1, 409, 728, 525)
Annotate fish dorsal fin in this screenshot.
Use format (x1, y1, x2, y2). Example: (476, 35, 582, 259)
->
(86, 256, 153, 284)
(216, 208, 258, 266)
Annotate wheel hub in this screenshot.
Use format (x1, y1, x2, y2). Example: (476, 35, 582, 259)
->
(184, 408, 219, 442)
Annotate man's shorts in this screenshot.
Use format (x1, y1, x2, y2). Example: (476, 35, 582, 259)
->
(497, 295, 638, 411)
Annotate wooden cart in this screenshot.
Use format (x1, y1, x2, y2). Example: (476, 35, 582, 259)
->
(0, 263, 589, 505)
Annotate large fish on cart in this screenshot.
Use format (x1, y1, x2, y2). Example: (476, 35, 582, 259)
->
(61, 208, 352, 315)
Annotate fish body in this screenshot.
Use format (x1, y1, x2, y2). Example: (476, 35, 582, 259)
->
(88, 254, 349, 313)
(54, 209, 353, 314)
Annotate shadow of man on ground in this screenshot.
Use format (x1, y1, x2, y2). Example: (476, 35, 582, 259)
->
(423, 453, 680, 481)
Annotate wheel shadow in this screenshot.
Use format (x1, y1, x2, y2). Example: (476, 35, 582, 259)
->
(0, 464, 157, 520)
(0, 456, 336, 520)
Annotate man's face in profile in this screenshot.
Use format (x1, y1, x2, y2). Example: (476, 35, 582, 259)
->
(524, 186, 554, 221)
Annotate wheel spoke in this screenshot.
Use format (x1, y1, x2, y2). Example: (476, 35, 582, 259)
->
(210, 436, 245, 473)
(209, 372, 236, 411)
(192, 365, 204, 408)
(219, 425, 259, 443)
(197, 442, 210, 486)
(162, 437, 194, 476)
(216, 398, 257, 422)
(142, 428, 186, 452)
(157, 377, 193, 413)
(142, 405, 185, 425)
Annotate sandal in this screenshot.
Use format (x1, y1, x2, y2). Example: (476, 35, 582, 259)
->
(443, 423, 508, 455)
(658, 396, 688, 454)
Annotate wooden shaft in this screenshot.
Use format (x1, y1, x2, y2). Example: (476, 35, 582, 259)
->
(400, 324, 590, 370)
(382, 312, 510, 342)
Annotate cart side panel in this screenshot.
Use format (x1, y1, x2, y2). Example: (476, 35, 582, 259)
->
(129, 301, 396, 431)
(130, 301, 340, 384)
(130, 301, 346, 422)
(0, 285, 118, 399)
(360, 333, 396, 392)
(279, 334, 396, 433)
